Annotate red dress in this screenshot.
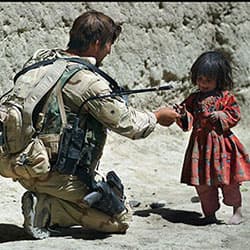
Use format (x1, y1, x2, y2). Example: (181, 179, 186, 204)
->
(177, 90, 250, 186)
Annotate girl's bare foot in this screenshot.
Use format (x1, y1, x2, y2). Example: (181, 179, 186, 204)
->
(228, 206, 244, 225)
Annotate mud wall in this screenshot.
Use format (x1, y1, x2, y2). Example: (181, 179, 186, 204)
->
(0, 2, 249, 115)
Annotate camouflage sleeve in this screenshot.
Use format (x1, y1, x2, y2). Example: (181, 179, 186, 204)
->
(83, 77, 157, 140)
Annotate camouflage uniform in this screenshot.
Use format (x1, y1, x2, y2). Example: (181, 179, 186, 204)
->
(15, 49, 157, 233)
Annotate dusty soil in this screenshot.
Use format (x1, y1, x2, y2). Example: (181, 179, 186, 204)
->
(0, 123, 249, 250)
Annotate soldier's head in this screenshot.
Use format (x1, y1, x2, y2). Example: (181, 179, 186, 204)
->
(67, 10, 122, 65)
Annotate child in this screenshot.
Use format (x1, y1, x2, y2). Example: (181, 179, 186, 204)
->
(174, 51, 250, 225)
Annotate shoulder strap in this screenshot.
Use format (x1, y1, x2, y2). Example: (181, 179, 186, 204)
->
(14, 57, 124, 93)
(56, 65, 86, 127)
(18, 59, 68, 138)
(23, 59, 68, 119)
(12, 57, 124, 131)
(39, 64, 86, 133)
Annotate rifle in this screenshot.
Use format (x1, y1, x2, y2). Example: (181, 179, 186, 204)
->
(11, 55, 174, 105)
(80, 84, 174, 108)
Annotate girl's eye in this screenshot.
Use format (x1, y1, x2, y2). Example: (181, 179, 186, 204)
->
(197, 77, 214, 83)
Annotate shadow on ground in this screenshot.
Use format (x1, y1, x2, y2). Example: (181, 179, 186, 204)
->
(0, 224, 33, 243)
(133, 208, 225, 226)
(49, 226, 112, 240)
(0, 224, 111, 243)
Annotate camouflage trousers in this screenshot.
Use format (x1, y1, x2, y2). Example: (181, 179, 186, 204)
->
(18, 170, 131, 233)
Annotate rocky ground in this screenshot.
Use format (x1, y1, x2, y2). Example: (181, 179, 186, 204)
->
(0, 122, 249, 250)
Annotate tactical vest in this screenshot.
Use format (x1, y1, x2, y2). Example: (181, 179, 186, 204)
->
(0, 55, 122, 180)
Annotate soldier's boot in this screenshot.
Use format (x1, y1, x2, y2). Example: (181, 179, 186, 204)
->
(21, 191, 51, 239)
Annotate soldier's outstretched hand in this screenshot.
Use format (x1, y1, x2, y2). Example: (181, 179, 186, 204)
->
(154, 107, 180, 127)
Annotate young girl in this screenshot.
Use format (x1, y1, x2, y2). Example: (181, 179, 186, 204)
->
(174, 51, 250, 225)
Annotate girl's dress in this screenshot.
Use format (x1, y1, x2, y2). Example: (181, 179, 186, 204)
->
(177, 89, 250, 186)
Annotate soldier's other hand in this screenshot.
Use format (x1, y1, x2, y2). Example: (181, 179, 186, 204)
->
(154, 107, 180, 127)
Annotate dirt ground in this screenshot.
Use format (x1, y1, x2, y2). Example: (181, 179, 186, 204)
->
(0, 122, 249, 250)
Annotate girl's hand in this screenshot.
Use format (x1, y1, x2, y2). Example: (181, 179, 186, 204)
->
(208, 111, 220, 123)
(173, 103, 187, 117)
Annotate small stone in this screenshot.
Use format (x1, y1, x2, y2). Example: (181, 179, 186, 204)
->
(129, 200, 141, 208)
(191, 196, 200, 203)
(150, 200, 166, 209)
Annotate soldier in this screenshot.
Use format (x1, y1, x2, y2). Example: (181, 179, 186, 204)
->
(8, 10, 179, 239)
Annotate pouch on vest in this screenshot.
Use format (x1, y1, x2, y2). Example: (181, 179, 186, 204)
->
(0, 138, 50, 180)
(0, 103, 34, 154)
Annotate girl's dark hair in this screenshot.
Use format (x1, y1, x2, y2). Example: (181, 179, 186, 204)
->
(191, 51, 234, 90)
(67, 10, 122, 52)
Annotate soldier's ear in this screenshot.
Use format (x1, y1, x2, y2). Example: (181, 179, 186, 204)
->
(94, 40, 101, 51)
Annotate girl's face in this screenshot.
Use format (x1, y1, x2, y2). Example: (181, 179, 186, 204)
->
(196, 75, 217, 92)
